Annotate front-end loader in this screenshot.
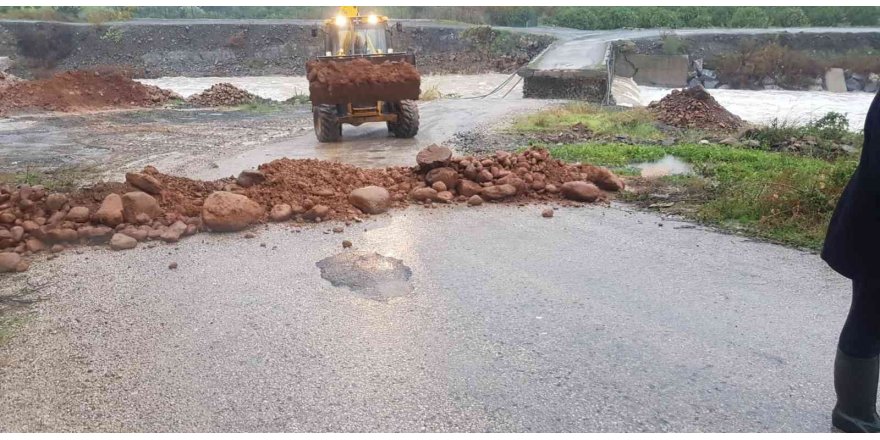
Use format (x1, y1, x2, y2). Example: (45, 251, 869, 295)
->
(307, 7, 420, 142)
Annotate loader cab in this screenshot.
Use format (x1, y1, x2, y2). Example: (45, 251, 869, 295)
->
(324, 14, 393, 57)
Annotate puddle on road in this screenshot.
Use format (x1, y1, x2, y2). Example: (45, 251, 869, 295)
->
(632, 155, 693, 178)
(316, 251, 413, 301)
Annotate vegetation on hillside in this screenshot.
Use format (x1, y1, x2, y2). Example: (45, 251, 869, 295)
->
(1, 6, 879, 29)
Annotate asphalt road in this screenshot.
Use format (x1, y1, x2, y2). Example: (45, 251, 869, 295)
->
(0, 203, 850, 432)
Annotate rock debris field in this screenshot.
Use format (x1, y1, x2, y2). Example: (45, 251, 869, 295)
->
(0, 145, 624, 273)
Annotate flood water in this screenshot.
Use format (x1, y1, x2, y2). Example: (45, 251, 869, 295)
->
(138, 75, 875, 129)
(632, 155, 694, 178)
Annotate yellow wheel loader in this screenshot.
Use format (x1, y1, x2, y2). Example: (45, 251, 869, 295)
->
(308, 7, 420, 142)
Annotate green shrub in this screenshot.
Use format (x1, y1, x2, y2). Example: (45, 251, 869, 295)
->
(728, 7, 771, 28)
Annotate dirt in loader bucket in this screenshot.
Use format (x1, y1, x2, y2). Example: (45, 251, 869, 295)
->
(306, 57, 421, 105)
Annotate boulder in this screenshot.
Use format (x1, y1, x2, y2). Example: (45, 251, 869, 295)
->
(122, 192, 163, 224)
(348, 186, 391, 214)
(416, 144, 452, 170)
(25, 238, 45, 252)
(0, 252, 23, 273)
(425, 167, 459, 190)
(45, 193, 68, 211)
(561, 181, 603, 202)
(66, 206, 91, 223)
(236, 170, 267, 188)
(110, 233, 138, 251)
(303, 204, 330, 221)
(160, 221, 188, 243)
(436, 191, 454, 203)
(269, 204, 294, 222)
(542, 208, 554, 218)
(125, 172, 163, 195)
(467, 195, 484, 206)
(201, 191, 264, 232)
(456, 179, 482, 197)
(431, 181, 447, 192)
(481, 184, 517, 200)
(46, 228, 78, 243)
(409, 187, 438, 202)
(95, 194, 124, 226)
(0, 212, 15, 224)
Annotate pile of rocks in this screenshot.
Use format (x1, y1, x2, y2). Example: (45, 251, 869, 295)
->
(1, 145, 624, 273)
(844, 71, 880, 93)
(648, 86, 743, 132)
(187, 83, 259, 107)
(409, 144, 624, 207)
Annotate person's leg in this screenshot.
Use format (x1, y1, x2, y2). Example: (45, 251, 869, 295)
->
(833, 279, 880, 432)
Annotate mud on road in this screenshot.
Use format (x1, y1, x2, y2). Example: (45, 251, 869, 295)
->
(0, 106, 313, 180)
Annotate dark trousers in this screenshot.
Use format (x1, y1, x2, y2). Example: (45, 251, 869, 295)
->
(839, 279, 880, 358)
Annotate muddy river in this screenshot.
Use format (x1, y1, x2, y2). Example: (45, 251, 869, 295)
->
(139, 75, 876, 129)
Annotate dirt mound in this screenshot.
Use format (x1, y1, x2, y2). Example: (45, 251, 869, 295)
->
(306, 58, 420, 104)
(0, 70, 179, 116)
(648, 86, 743, 131)
(0, 147, 623, 272)
(0, 71, 21, 91)
(186, 83, 259, 107)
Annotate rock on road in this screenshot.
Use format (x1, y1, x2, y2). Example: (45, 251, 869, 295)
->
(0, 204, 848, 432)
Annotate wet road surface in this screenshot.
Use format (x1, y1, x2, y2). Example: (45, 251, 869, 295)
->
(0, 204, 848, 431)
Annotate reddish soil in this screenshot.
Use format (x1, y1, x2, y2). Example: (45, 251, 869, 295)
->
(0, 146, 624, 272)
(0, 70, 179, 116)
(648, 86, 744, 131)
(306, 58, 421, 104)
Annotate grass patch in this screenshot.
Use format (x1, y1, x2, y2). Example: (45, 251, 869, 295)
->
(0, 166, 98, 192)
(513, 103, 664, 140)
(0, 314, 26, 347)
(551, 142, 856, 249)
(236, 100, 289, 113)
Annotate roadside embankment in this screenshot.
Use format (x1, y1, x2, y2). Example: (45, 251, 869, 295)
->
(0, 20, 553, 78)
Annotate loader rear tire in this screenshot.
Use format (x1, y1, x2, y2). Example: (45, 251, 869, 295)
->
(389, 100, 419, 138)
(314, 104, 342, 142)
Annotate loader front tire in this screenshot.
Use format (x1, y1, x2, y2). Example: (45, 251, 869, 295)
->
(389, 100, 419, 139)
(314, 104, 342, 142)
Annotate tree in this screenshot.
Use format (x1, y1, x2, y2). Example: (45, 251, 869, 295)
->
(728, 7, 771, 28)
(548, 7, 599, 30)
(768, 7, 810, 27)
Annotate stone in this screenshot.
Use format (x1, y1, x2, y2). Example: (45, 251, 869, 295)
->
(332, 226, 344, 233)
(303, 205, 330, 222)
(476, 169, 494, 183)
(846, 76, 865, 92)
(202, 191, 265, 232)
(122, 192, 163, 224)
(25, 238, 45, 252)
(342, 240, 352, 249)
(431, 181, 447, 192)
(45, 193, 68, 211)
(703, 78, 719, 89)
(425, 167, 459, 190)
(416, 144, 452, 170)
(0, 212, 15, 224)
(348, 186, 391, 215)
(110, 233, 138, 250)
(409, 187, 438, 202)
(81, 225, 113, 242)
(436, 191, 454, 203)
(467, 195, 484, 206)
(236, 170, 267, 188)
(545, 184, 559, 194)
(269, 204, 294, 222)
(95, 194, 124, 226)
(0, 252, 22, 273)
(825, 68, 847, 93)
(542, 208, 554, 218)
(456, 179, 482, 197)
(66, 206, 91, 223)
(160, 221, 187, 243)
(9, 226, 23, 242)
(125, 172, 163, 195)
(46, 228, 78, 243)
(481, 184, 517, 201)
(561, 181, 603, 202)
(169, 262, 178, 270)
(719, 137, 737, 145)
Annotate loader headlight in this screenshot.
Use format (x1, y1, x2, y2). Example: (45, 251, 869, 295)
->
(367, 14, 379, 25)
(335, 15, 348, 27)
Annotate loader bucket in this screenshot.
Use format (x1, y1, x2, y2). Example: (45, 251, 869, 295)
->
(306, 54, 421, 105)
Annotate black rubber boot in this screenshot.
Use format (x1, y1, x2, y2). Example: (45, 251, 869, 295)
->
(833, 349, 880, 433)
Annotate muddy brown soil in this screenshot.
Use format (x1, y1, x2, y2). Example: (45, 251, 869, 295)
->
(306, 58, 420, 105)
(0, 70, 180, 116)
(0, 146, 624, 273)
